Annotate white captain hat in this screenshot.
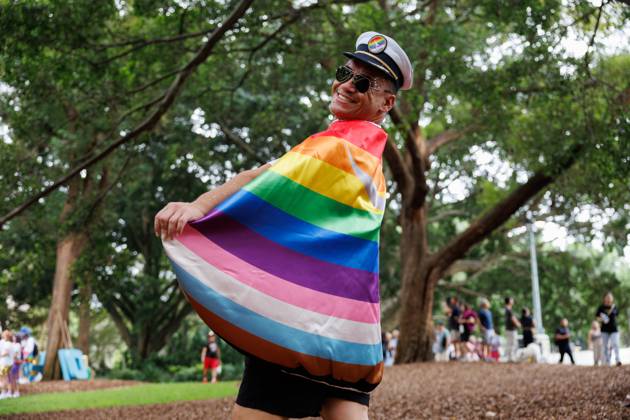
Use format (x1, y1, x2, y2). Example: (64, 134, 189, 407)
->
(343, 31, 413, 91)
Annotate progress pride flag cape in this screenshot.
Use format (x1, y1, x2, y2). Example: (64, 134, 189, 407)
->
(163, 120, 387, 392)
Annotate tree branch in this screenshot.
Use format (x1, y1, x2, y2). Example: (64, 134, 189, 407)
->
(95, 28, 214, 66)
(426, 124, 478, 155)
(217, 120, 266, 164)
(389, 106, 429, 208)
(382, 138, 410, 192)
(431, 150, 579, 278)
(0, 0, 255, 229)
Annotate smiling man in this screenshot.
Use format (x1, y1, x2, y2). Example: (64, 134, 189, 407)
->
(155, 32, 412, 420)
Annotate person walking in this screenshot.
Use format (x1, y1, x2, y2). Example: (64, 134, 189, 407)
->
(595, 292, 622, 366)
(587, 321, 604, 366)
(520, 308, 535, 348)
(477, 298, 494, 360)
(504, 297, 521, 362)
(555, 318, 575, 365)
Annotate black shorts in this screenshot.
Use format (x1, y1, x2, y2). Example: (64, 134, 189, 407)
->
(236, 357, 370, 418)
(461, 329, 471, 342)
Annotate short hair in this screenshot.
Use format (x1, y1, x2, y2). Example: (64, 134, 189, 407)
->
(504, 297, 512, 305)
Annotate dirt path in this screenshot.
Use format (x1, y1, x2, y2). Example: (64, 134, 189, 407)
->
(8, 363, 630, 419)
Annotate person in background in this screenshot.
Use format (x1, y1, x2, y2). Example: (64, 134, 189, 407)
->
(477, 298, 494, 360)
(587, 320, 604, 366)
(19, 327, 37, 384)
(504, 297, 521, 362)
(389, 328, 400, 362)
(7, 334, 22, 398)
(595, 292, 622, 366)
(460, 303, 478, 355)
(520, 307, 535, 348)
(433, 321, 450, 362)
(0, 330, 17, 399)
(446, 297, 462, 358)
(381, 331, 390, 362)
(383, 331, 394, 366)
(555, 318, 574, 365)
(201, 331, 221, 383)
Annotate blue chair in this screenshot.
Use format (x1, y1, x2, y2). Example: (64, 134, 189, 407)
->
(58, 349, 89, 381)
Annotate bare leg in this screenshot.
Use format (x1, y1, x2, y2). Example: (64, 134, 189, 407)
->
(321, 398, 369, 420)
(231, 404, 288, 420)
(211, 367, 218, 383)
(202, 367, 208, 383)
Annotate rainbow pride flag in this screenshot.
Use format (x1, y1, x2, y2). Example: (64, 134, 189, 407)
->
(163, 120, 387, 392)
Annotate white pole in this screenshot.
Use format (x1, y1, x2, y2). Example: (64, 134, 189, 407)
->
(528, 217, 544, 334)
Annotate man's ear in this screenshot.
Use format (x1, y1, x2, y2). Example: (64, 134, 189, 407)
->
(380, 93, 396, 113)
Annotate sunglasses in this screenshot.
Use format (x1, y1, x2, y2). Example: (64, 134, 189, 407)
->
(335, 65, 390, 94)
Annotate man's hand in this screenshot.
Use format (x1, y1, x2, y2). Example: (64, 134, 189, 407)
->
(154, 202, 205, 241)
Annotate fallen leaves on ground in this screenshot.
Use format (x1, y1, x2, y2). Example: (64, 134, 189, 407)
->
(10, 362, 630, 419)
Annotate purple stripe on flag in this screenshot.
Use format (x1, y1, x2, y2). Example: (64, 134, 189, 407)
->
(191, 210, 380, 303)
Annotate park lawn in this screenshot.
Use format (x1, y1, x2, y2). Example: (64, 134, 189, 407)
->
(0, 381, 239, 415)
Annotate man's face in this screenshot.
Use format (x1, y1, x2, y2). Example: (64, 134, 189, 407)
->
(329, 60, 396, 123)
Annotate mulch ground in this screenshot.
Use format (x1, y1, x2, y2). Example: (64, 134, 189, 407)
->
(7, 362, 630, 419)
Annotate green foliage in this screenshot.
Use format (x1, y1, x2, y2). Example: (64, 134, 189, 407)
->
(1, 0, 628, 365)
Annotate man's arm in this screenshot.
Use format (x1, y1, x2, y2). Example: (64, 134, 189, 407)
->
(511, 315, 521, 328)
(155, 163, 272, 240)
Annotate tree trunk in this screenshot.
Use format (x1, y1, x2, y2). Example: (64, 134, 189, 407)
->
(395, 204, 437, 363)
(78, 279, 92, 356)
(43, 231, 88, 380)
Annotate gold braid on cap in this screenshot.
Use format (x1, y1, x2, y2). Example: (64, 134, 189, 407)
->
(354, 51, 399, 81)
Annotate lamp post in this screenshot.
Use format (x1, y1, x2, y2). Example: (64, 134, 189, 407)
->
(527, 215, 544, 334)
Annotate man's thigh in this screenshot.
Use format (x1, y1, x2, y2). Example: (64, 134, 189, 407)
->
(232, 404, 288, 420)
(321, 398, 368, 420)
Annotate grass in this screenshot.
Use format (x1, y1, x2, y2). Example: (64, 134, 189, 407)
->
(0, 381, 239, 415)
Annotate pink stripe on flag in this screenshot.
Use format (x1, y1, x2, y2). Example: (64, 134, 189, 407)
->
(176, 225, 380, 324)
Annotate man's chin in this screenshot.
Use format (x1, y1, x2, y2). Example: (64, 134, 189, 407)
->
(330, 106, 357, 121)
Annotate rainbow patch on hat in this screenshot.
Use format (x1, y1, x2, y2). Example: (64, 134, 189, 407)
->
(367, 35, 387, 54)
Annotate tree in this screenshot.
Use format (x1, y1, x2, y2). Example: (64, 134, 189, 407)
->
(0, 0, 253, 378)
(365, 1, 629, 361)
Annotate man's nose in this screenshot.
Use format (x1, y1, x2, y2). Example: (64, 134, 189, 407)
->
(339, 78, 356, 93)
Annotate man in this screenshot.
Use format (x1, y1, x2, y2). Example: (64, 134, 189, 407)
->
(477, 298, 494, 360)
(155, 32, 412, 420)
(446, 296, 461, 358)
(595, 292, 622, 366)
(504, 297, 521, 362)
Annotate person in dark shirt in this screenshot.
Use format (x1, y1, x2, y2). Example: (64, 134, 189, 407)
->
(555, 318, 574, 364)
(520, 307, 535, 348)
(504, 297, 521, 362)
(446, 297, 462, 358)
(595, 292, 621, 366)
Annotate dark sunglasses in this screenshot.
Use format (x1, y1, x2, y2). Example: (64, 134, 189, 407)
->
(335, 65, 384, 94)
